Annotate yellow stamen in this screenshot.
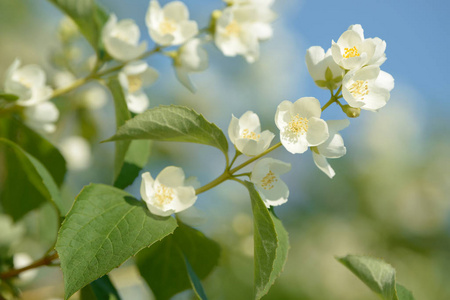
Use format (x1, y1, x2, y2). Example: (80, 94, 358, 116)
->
(288, 114, 309, 135)
(225, 20, 241, 36)
(343, 46, 360, 59)
(159, 19, 177, 34)
(18, 77, 33, 88)
(349, 80, 369, 100)
(261, 170, 277, 190)
(241, 129, 260, 140)
(154, 184, 174, 207)
(127, 75, 143, 93)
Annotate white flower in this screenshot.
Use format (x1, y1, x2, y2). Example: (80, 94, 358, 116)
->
(342, 65, 394, 111)
(331, 24, 387, 70)
(4, 59, 53, 107)
(53, 70, 76, 89)
(146, 0, 198, 46)
(305, 46, 344, 90)
(59, 136, 91, 171)
(13, 253, 38, 282)
(118, 61, 159, 113)
(23, 101, 59, 134)
(311, 119, 349, 178)
(80, 85, 108, 110)
(140, 167, 197, 217)
(174, 38, 208, 93)
(215, 5, 274, 63)
(251, 158, 291, 207)
(102, 14, 147, 62)
(275, 97, 329, 154)
(228, 111, 275, 156)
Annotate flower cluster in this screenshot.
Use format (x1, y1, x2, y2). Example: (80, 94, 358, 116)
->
(2, 59, 58, 134)
(139, 24, 394, 215)
(306, 24, 394, 112)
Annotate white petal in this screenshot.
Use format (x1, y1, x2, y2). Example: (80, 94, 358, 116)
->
(235, 138, 259, 156)
(306, 117, 329, 146)
(292, 97, 322, 119)
(257, 180, 289, 207)
(239, 111, 261, 133)
(348, 24, 364, 40)
(305, 46, 326, 81)
(140, 172, 155, 202)
(317, 133, 346, 158)
(280, 130, 309, 154)
(163, 1, 189, 21)
(312, 152, 335, 178)
(172, 186, 197, 212)
(126, 91, 149, 113)
(175, 67, 196, 93)
(375, 70, 394, 92)
(228, 114, 240, 145)
(256, 130, 275, 153)
(156, 166, 185, 187)
(274, 100, 293, 129)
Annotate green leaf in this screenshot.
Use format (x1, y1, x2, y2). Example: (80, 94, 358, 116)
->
(48, 0, 109, 54)
(333, 75, 343, 83)
(314, 80, 328, 88)
(0, 138, 63, 221)
(80, 275, 121, 300)
(184, 255, 208, 300)
(0, 93, 19, 102)
(106, 78, 132, 183)
(244, 181, 288, 299)
(396, 284, 415, 300)
(325, 67, 333, 81)
(337, 255, 398, 300)
(268, 208, 289, 291)
(55, 184, 177, 299)
(104, 105, 229, 156)
(114, 140, 151, 189)
(1, 117, 66, 186)
(136, 222, 220, 300)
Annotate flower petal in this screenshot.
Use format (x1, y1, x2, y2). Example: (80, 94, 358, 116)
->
(312, 152, 335, 178)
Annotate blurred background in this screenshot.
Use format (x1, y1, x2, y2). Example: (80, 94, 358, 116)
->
(1, 0, 449, 299)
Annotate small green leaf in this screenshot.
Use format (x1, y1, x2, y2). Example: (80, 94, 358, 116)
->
(55, 184, 177, 299)
(314, 80, 328, 88)
(104, 105, 229, 156)
(184, 256, 208, 300)
(325, 67, 333, 81)
(268, 208, 289, 291)
(245, 181, 288, 299)
(396, 284, 415, 300)
(337, 255, 398, 300)
(136, 222, 220, 300)
(332, 75, 343, 83)
(48, 0, 109, 54)
(106, 78, 132, 183)
(0, 138, 63, 221)
(80, 275, 121, 300)
(0, 93, 19, 102)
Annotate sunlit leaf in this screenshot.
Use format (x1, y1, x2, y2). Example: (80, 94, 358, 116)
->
(56, 184, 177, 299)
(245, 181, 289, 299)
(104, 105, 228, 156)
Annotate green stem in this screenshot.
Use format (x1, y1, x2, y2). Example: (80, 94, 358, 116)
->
(50, 46, 163, 99)
(195, 142, 282, 195)
(0, 252, 59, 280)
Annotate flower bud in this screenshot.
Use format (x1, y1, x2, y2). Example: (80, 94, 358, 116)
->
(342, 105, 361, 118)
